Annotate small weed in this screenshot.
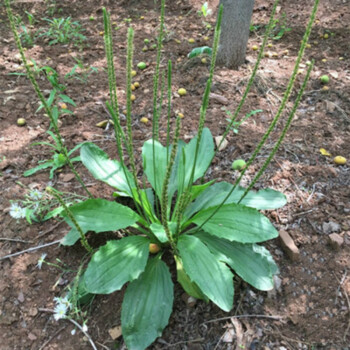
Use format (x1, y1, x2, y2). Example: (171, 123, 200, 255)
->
(271, 12, 292, 40)
(226, 109, 263, 134)
(64, 57, 99, 83)
(39, 17, 86, 46)
(9, 183, 85, 223)
(24, 131, 83, 179)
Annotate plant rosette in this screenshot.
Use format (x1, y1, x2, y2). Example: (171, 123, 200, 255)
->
(60, 128, 285, 350)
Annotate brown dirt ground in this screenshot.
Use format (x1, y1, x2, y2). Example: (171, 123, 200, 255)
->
(0, 0, 349, 349)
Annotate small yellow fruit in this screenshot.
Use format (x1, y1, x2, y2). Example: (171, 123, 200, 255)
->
(17, 118, 26, 126)
(134, 82, 140, 88)
(131, 94, 136, 102)
(264, 52, 271, 58)
(306, 43, 311, 48)
(131, 70, 137, 77)
(201, 58, 207, 64)
(140, 117, 149, 124)
(251, 45, 259, 51)
(99, 31, 104, 36)
(175, 39, 181, 44)
(339, 57, 344, 61)
(177, 113, 184, 119)
(322, 85, 329, 91)
(139, 16, 144, 20)
(323, 33, 329, 39)
(267, 43, 273, 48)
(178, 88, 187, 96)
(122, 109, 127, 115)
(333, 156, 346, 165)
(28, 61, 34, 67)
(149, 243, 160, 254)
(60, 103, 67, 109)
(313, 41, 318, 45)
(131, 84, 135, 91)
(305, 60, 312, 66)
(203, 36, 209, 41)
(188, 38, 195, 44)
(282, 49, 289, 55)
(272, 52, 278, 58)
(321, 58, 327, 63)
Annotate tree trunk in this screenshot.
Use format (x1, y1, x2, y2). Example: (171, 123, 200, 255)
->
(216, 0, 255, 70)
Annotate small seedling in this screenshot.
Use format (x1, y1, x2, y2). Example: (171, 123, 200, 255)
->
(64, 57, 99, 83)
(226, 109, 263, 134)
(24, 131, 83, 179)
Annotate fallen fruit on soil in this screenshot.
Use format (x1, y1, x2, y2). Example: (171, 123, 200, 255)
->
(323, 33, 329, 39)
(137, 62, 146, 70)
(17, 118, 26, 126)
(89, 16, 94, 21)
(131, 94, 136, 102)
(320, 75, 329, 84)
(99, 31, 104, 36)
(134, 82, 140, 88)
(322, 86, 329, 91)
(201, 58, 207, 64)
(144, 38, 149, 44)
(131, 70, 137, 77)
(131, 84, 135, 91)
(188, 38, 195, 44)
(177, 113, 184, 118)
(333, 156, 347, 165)
(140, 117, 148, 124)
(149, 243, 160, 254)
(251, 45, 259, 51)
(178, 88, 187, 96)
(232, 159, 246, 171)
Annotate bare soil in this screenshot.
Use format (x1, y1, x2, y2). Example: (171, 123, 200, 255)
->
(0, 0, 349, 349)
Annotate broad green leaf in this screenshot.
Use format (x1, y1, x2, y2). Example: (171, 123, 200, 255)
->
(23, 161, 53, 177)
(60, 227, 80, 246)
(62, 198, 140, 233)
(189, 203, 278, 243)
(184, 182, 286, 219)
(177, 128, 214, 192)
(80, 143, 135, 196)
(58, 94, 76, 106)
(85, 236, 149, 294)
(174, 255, 208, 301)
(150, 222, 176, 243)
(122, 257, 174, 350)
(142, 140, 178, 202)
(189, 180, 216, 201)
(196, 232, 279, 290)
(178, 235, 233, 311)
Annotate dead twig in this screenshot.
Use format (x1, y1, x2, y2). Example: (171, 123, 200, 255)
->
(38, 308, 97, 350)
(0, 237, 32, 243)
(38, 326, 65, 350)
(0, 240, 61, 261)
(201, 314, 284, 326)
(36, 221, 64, 240)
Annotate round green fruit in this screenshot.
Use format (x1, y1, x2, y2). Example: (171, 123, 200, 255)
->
(17, 118, 26, 126)
(137, 62, 147, 70)
(232, 159, 246, 171)
(320, 75, 329, 84)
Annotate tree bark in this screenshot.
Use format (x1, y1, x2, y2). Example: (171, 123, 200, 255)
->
(216, 0, 255, 70)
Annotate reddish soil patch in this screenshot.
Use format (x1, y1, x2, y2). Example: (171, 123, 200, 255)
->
(0, 0, 349, 349)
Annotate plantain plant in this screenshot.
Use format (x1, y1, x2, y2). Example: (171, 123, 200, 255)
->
(6, 0, 319, 348)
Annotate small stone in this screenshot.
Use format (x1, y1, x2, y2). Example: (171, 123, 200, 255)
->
(108, 326, 122, 340)
(28, 333, 37, 341)
(279, 230, 300, 261)
(17, 291, 25, 303)
(328, 233, 344, 250)
(214, 136, 228, 151)
(322, 221, 341, 234)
